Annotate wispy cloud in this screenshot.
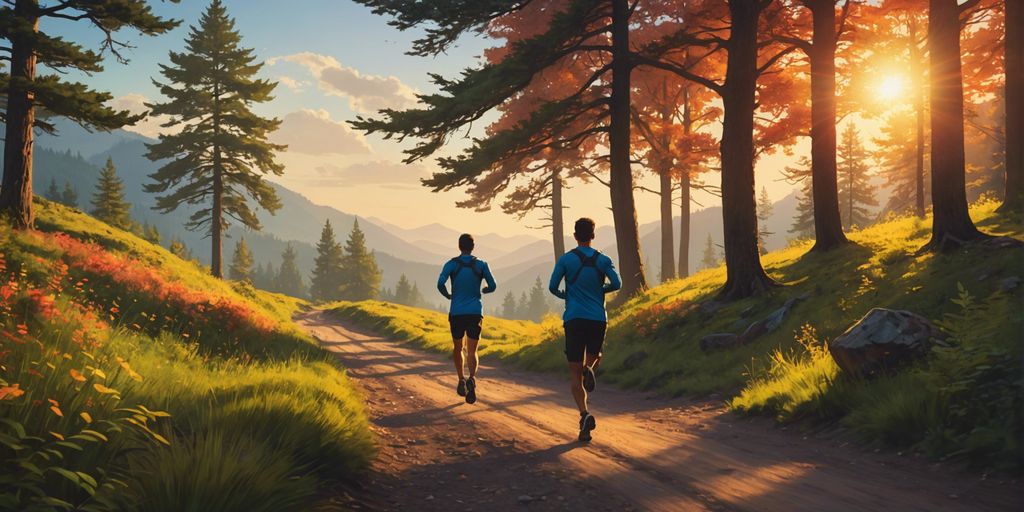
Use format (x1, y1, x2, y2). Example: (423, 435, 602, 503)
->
(271, 109, 372, 155)
(109, 93, 173, 139)
(268, 52, 418, 113)
(306, 160, 427, 187)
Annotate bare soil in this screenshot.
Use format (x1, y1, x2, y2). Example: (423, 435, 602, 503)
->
(298, 311, 1022, 512)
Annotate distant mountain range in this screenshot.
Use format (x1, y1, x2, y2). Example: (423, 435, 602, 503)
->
(20, 118, 804, 309)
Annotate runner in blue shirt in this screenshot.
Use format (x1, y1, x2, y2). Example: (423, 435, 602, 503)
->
(549, 218, 621, 441)
(437, 234, 497, 404)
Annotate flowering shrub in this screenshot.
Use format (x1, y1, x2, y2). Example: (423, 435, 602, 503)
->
(0, 248, 170, 510)
(631, 298, 692, 337)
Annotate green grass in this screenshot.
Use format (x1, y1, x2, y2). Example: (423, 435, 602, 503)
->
(331, 199, 1023, 470)
(0, 199, 373, 510)
(327, 300, 560, 361)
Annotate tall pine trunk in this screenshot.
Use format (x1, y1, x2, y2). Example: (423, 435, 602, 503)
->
(1001, 0, 1023, 212)
(608, 0, 647, 299)
(911, 20, 927, 218)
(659, 162, 674, 282)
(678, 85, 693, 279)
(678, 169, 691, 278)
(551, 167, 566, 259)
(211, 83, 224, 278)
(718, 1, 775, 300)
(807, 0, 848, 251)
(0, 0, 39, 229)
(926, 0, 982, 249)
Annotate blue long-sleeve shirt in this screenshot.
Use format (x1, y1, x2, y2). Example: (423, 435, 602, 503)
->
(437, 255, 497, 315)
(548, 246, 621, 322)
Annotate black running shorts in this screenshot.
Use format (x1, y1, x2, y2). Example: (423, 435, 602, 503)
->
(449, 314, 483, 340)
(564, 318, 607, 363)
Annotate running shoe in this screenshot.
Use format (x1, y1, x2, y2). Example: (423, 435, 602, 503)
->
(578, 412, 597, 442)
(583, 365, 596, 392)
(457, 377, 467, 397)
(465, 376, 477, 404)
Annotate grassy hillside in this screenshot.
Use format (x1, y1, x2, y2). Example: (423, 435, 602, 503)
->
(327, 300, 559, 361)
(334, 200, 1023, 470)
(1, 199, 373, 510)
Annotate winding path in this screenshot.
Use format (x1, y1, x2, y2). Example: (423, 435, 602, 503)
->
(298, 310, 1021, 512)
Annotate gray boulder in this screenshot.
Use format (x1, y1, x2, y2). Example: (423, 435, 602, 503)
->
(829, 308, 946, 378)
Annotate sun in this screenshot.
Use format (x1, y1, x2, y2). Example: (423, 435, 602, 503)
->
(875, 75, 906, 102)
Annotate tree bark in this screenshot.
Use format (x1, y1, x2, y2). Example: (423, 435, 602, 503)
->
(659, 161, 674, 282)
(807, 0, 849, 251)
(608, 0, 647, 299)
(925, 0, 983, 249)
(678, 84, 693, 279)
(0, 0, 40, 229)
(211, 82, 224, 278)
(1000, 0, 1023, 212)
(911, 19, 927, 218)
(678, 168, 691, 278)
(551, 167, 566, 259)
(718, 0, 775, 300)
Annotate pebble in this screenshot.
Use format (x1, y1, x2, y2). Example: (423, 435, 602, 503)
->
(517, 495, 534, 503)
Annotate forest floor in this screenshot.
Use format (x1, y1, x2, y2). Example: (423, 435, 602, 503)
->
(298, 310, 1022, 512)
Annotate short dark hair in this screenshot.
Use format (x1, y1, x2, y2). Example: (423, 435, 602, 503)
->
(573, 218, 596, 242)
(458, 233, 475, 252)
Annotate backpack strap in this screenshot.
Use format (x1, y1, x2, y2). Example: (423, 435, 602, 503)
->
(567, 249, 605, 286)
(450, 256, 483, 282)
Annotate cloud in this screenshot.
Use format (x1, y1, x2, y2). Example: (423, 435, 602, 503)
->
(109, 93, 173, 139)
(276, 75, 307, 90)
(271, 109, 372, 155)
(306, 160, 428, 187)
(268, 52, 418, 113)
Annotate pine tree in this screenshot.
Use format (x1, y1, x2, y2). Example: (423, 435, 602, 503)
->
(145, 0, 284, 278)
(837, 123, 878, 230)
(339, 219, 381, 301)
(700, 234, 718, 270)
(275, 243, 306, 298)
(91, 157, 132, 229)
(44, 179, 60, 201)
(142, 223, 161, 244)
(873, 111, 927, 216)
(410, 282, 425, 308)
(310, 219, 344, 302)
(229, 237, 253, 281)
(394, 274, 413, 305)
(501, 291, 518, 319)
(756, 187, 774, 255)
(0, 1, 177, 228)
(516, 292, 529, 321)
(526, 277, 548, 322)
(60, 182, 78, 208)
(168, 237, 191, 260)
(784, 157, 815, 238)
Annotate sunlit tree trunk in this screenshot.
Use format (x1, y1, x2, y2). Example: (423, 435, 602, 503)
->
(677, 85, 693, 279)
(608, 0, 647, 298)
(551, 167, 566, 259)
(807, 0, 848, 251)
(0, 0, 40, 229)
(910, 19, 928, 219)
(718, 0, 775, 300)
(925, 0, 983, 249)
(1001, 0, 1023, 212)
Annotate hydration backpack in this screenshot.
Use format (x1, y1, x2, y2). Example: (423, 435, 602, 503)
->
(450, 256, 484, 282)
(567, 249, 605, 286)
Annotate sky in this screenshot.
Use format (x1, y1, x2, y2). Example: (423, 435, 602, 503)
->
(44, 0, 882, 237)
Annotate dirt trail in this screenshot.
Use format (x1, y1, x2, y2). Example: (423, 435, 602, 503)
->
(298, 311, 1021, 512)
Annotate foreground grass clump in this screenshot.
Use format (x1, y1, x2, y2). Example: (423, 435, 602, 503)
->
(327, 300, 559, 360)
(1, 200, 372, 510)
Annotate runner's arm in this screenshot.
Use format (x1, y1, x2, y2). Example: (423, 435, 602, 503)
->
(481, 263, 497, 294)
(601, 257, 622, 294)
(436, 262, 453, 299)
(548, 259, 567, 300)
